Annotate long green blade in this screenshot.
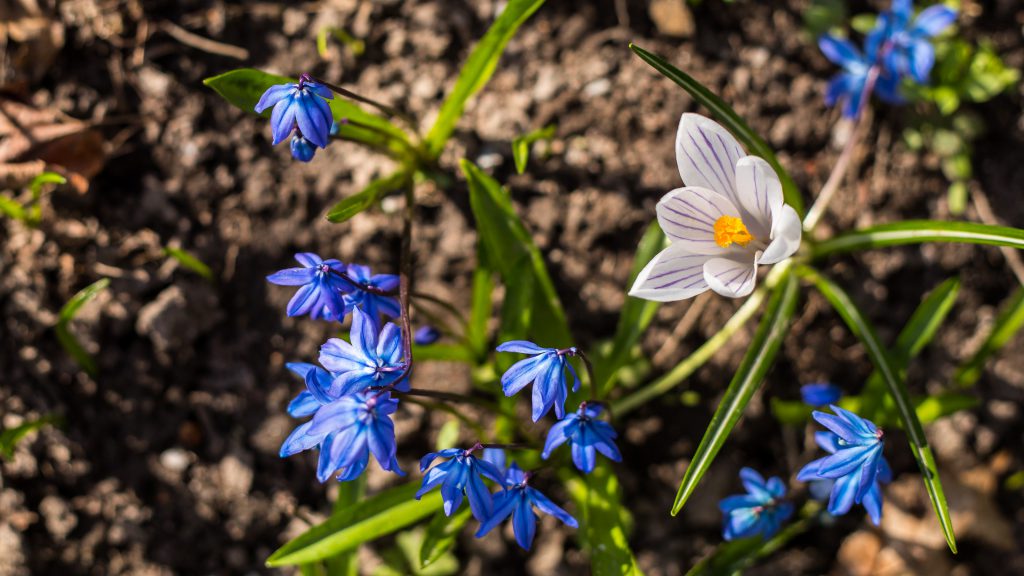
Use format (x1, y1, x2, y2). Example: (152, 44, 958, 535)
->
(565, 462, 643, 576)
(629, 44, 803, 215)
(423, 0, 547, 157)
(813, 220, 1024, 257)
(56, 278, 110, 377)
(955, 286, 1024, 387)
(326, 170, 411, 223)
(266, 483, 443, 566)
(800, 266, 958, 553)
(671, 272, 799, 515)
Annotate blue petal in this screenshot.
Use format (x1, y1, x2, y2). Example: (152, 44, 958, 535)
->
(416, 465, 449, 498)
(287, 390, 320, 417)
(441, 471, 467, 516)
(319, 338, 372, 373)
(279, 421, 321, 457)
(739, 468, 770, 499)
(719, 494, 763, 513)
(541, 417, 576, 459)
(367, 413, 397, 467)
(815, 431, 841, 454)
(501, 355, 546, 397)
(862, 482, 884, 525)
(294, 253, 322, 267)
(304, 368, 334, 404)
(350, 308, 378, 360)
(286, 283, 319, 317)
(811, 410, 862, 443)
(912, 5, 956, 38)
(335, 453, 369, 482)
(255, 84, 294, 113)
(877, 456, 893, 484)
(286, 362, 319, 379)
(306, 82, 334, 100)
(482, 448, 506, 475)
(475, 491, 516, 537)
(512, 494, 537, 550)
(290, 135, 316, 162)
(818, 35, 864, 68)
(465, 473, 495, 522)
(369, 273, 400, 292)
(270, 98, 297, 146)
(796, 455, 830, 482)
(907, 40, 935, 84)
(267, 267, 315, 286)
(723, 508, 761, 541)
(496, 340, 548, 355)
(328, 370, 374, 397)
(827, 473, 859, 516)
(475, 458, 507, 485)
(829, 405, 878, 438)
(376, 323, 404, 365)
(815, 444, 878, 478)
(571, 442, 597, 473)
(800, 383, 842, 407)
(528, 486, 578, 528)
(765, 476, 787, 499)
(890, 0, 913, 28)
(317, 433, 340, 483)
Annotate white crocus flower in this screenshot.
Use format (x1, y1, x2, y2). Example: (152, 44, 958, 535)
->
(630, 114, 802, 301)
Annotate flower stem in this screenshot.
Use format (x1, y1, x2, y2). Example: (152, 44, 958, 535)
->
(575, 350, 599, 401)
(315, 77, 419, 133)
(802, 66, 879, 232)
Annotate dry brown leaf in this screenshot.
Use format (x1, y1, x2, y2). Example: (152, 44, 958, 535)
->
(0, 0, 65, 91)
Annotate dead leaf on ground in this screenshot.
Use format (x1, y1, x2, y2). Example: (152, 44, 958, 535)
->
(0, 0, 65, 92)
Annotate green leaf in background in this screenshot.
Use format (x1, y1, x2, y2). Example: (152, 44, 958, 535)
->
(0, 415, 60, 460)
(461, 159, 572, 347)
(267, 483, 444, 567)
(955, 286, 1024, 387)
(801, 0, 847, 36)
(423, 0, 547, 157)
(56, 278, 110, 377)
(671, 272, 799, 515)
(413, 343, 476, 363)
(511, 124, 556, 174)
(800, 266, 957, 553)
(327, 170, 412, 223)
(163, 247, 214, 281)
(813, 220, 1024, 257)
(317, 26, 365, 59)
(466, 244, 496, 361)
(565, 462, 643, 576)
(594, 221, 666, 396)
(419, 507, 471, 568)
(203, 69, 412, 158)
(324, 476, 366, 576)
(629, 44, 804, 216)
(376, 529, 459, 576)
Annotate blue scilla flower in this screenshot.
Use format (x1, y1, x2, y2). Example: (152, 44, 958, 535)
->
(496, 341, 581, 421)
(267, 253, 354, 320)
(413, 325, 441, 346)
(284, 362, 336, 417)
(416, 444, 505, 521)
(475, 463, 578, 550)
(255, 73, 334, 150)
(719, 468, 794, 540)
(869, 0, 956, 84)
(343, 264, 401, 326)
(800, 382, 842, 407)
(800, 427, 893, 524)
(797, 405, 887, 521)
(319, 307, 408, 395)
(281, 388, 404, 483)
(818, 35, 902, 118)
(290, 134, 317, 162)
(541, 402, 622, 473)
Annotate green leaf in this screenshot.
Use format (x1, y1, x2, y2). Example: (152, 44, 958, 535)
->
(461, 159, 571, 347)
(629, 44, 803, 216)
(0, 195, 26, 221)
(955, 286, 1024, 387)
(565, 462, 643, 576)
(203, 69, 411, 157)
(799, 266, 957, 553)
(327, 170, 412, 223)
(594, 221, 666, 395)
(412, 343, 475, 363)
(267, 483, 444, 567)
(672, 273, 799, 515)
(419, 507, 471, 568)
(466, 244, 496, 360)
(56, 278, 110, 377)
(163, 247, 214, 281)
(423, 0, 547, 157)
(325, 476, 366, 576)
(0, 415, 60, 460)
(812, 220, 1024, 257)
(512, 124, 556, 174)
(29, 172, 67, 196)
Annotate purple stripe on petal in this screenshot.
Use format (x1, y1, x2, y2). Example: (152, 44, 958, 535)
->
(662, 204, 714, 226)
(688, 132, 731, 193)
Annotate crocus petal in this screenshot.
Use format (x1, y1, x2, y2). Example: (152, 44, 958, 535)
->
(656, 186, 743, 254)
(512, 495, 538, 550)
(529, 487, 578, 528)
(267, 267, 316, 286)
(734, 156, 783, 238)
(496, 341, 548, 355)
(255, 84, 293, 113)
(759, 204, 802, 265)
(676, 114, 746, 206)
(912, 5, 956, 38)
(628, 243, 711, 302)
(703, 255, 757, 298)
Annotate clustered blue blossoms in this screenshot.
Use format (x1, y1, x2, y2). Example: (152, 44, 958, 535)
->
(266, 253, 399, 325)
(720, 468, 794, 540)
(255, 73, 335, 162)
(820, 0, 956, 117)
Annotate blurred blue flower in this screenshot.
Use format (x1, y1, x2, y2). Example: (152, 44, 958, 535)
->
(343, 264, 401, 327)
(719, 467, 794, 540)
(800, 383, 842, 407)
(475, 463, 578, 550)
(541, 402, 621, 473)
(413, 325, 441, 346)
(266, 253, 353, 320)
(254, 74, 334, 149)
(869, 0, 956, 84)
(319, 308, 408, 395)
(496, 341, 581, 421)
(797, 405, 887, 522)
(800, 426, 893, 524)
(290, 134, 317, 162)
(416, 446, 505, 521)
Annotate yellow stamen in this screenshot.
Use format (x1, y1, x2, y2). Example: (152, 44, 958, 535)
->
(714, 215, 753, 248)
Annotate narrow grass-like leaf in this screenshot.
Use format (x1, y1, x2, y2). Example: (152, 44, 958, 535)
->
(512, 124, 556, 174)
(324, 476, 366, 576)
(813, 220, 1024, 257)
(412, 343, 475, 363)
(594, 222, 666, 395)
(327, 170, 411, 223)
(163, 247, 214, 281)
(56, 278, 110, 377)
(799, 266, 958, 553)
(629, 44, 804, 215)
(466, 244, 495, 361)
(565, 462, 643, 576)
(461, 159, 571, 346)
(0, 415, 60, 460)
(955, 286, 1024, 387)
(424, 0, 547, 157)
(672, 273, 799, 515)
(203, 69, 412, 157)
(419, 507, 471, 568)
(267, 483, 443, 566)
(0, 195, 26, 220)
